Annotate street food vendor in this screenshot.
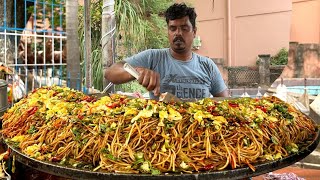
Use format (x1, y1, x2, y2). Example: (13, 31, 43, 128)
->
(105, 3, 228, 99)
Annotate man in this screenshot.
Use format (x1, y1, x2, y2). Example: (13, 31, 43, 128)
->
(105, 3, 228, 99)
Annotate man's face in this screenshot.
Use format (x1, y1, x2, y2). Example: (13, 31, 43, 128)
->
(168, 16, 196, 54)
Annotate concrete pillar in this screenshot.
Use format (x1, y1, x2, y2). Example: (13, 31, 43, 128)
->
(258, 54, 271, 86)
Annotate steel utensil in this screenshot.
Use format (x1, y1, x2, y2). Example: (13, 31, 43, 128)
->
(101, 82, 114, 94)
(123, 63, 182, 102)
(123, 63, 140, 79)
(0, 80, 8, 116)
(159, 92, 182, 103)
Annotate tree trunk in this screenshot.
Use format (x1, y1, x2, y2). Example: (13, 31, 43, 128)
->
(66, 0, 81, 90)
(102, 0, 116, 93)
(0, 0, 14, 64)
(84, 0, 92, 91)
(0, 0, 13, 27)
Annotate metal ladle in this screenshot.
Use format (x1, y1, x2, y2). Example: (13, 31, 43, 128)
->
(100, 63, 139, 94)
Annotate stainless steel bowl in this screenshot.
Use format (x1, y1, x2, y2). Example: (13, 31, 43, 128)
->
(0, 79, 8, 116)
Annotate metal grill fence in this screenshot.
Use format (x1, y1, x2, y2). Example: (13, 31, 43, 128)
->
(227, 65, 285, 88)
(227, 66, 260, 88)
(0, 0, 67, 102)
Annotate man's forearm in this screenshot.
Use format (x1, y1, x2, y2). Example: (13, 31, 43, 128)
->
(214, 89, 229, 97)
(104, 61, 135, 84)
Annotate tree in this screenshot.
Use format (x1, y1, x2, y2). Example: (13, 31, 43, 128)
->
(113, 0, 172, 92)
(102, 0, 116, 92)
(83, 0, 92, 92)
(78, 0, 172, 92)
(115, 0, 171, 57)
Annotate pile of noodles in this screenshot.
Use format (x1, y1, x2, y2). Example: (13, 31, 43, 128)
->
(0, 86, 317, 174)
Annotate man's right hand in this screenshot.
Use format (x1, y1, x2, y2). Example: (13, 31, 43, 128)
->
(104, 62, 160, 96)
(135, 67, 160, 96)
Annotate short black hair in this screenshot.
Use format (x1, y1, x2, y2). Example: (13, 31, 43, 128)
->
(165, 3, 197, 29)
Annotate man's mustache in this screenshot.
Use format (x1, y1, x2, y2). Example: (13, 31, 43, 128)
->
(173, 37, 185, 43)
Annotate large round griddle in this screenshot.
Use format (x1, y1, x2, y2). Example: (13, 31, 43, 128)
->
(6, 125, 319, 180)
(3, 102, 320, 180)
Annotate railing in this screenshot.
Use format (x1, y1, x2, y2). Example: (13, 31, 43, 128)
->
(0, 0, 69, 103)
(226, 55, 285, 88)
(227, 66, 260, 88)
(0, 0, 68, 103)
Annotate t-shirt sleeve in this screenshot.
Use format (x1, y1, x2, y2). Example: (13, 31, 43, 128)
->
(209, 61, 227, 95)
(124, 49, 155, 69)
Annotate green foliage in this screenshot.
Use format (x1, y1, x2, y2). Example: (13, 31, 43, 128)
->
(270, 48, 288, 65)
(27, 0, 66, 31)
(145, 14, 169, 49)
(115, 0, 146, 54)
(78, 1, 103, 91)
(114, 81, 147, 93)
(77, 0, 173, 92)
(114, 0, 171, 92)
(115, 0, 171, 55)
(142, 0, 172, 13)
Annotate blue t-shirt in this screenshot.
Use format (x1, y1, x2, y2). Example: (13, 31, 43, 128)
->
(125, 48, 227, 99)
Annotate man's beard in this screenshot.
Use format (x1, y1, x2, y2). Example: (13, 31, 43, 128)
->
(172, 37, 186, 52)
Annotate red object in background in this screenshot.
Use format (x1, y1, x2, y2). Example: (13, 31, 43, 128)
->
(253, 166, 320, 180)
(7, 84, 13, 103)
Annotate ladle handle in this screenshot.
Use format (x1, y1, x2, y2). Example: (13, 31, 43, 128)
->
(123, 63, 140, 79)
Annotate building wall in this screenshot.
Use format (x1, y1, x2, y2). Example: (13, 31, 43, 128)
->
(192, 0, 226, 62)
(81, 0, 319, 68)
(192, 0, 292, 66)
(231, 0, 292, 66)
(291, 0, 320, 44)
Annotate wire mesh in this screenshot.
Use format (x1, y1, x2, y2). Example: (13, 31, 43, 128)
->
(227, 66, 284, 88)
(227, 66, 260, 88)
(0, 0, 67, 103)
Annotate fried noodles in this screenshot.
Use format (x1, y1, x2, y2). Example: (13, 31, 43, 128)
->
(0, 86, 317, 174)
